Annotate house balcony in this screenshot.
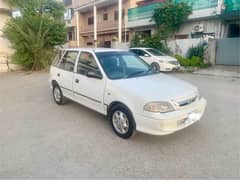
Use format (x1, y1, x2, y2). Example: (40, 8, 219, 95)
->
(127, 0, 222, 29)
(79, 20, 125, 34)
(221, 0, 240, 20)
(74, 0, 119, 12)
(127, 2, 161, 28)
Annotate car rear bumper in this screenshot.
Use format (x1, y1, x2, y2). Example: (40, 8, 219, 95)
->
(135, 98, 207, 135)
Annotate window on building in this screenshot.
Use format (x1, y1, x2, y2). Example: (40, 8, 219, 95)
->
(191, 32, 215, 39)
(228, 24, 240, 38)
(103, 12, 108, 21)
(122, 34, 129, 42)
(59, 51, 78, 72)
(88, 16, 94, 25)
(175, 34, 189, 39)
(87, 42, 93, 46)
(67, 27, 76, 41)
(114, 9, 125, 21)
(68, 31, 75, 41)
(135, 30, 151, 38)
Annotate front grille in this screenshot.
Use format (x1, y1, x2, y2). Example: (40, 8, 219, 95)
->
(177, 96, 197, 107)
(169, 61, 179, 65)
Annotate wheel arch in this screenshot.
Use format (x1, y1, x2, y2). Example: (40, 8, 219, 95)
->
(107, 101, 134, 120)
(107, 101, 137, 138)
(51, 80, 59, 87)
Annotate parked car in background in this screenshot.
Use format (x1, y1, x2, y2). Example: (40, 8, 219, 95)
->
(130, 48, 180, 72)
(49, 48, 206, 139)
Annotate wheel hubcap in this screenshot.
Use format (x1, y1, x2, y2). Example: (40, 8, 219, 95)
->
(112, 111, 129, 134)
(54, 87, 61, 102)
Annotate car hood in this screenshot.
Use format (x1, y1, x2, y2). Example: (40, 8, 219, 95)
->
(112, 73, 198, 102)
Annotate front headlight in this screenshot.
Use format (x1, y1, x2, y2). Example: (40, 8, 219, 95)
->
(169, 61, 179, 65)
(144, 102, 175, 113)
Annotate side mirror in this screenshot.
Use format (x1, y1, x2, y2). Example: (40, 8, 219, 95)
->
(86, 71, 103, 79)
(144, 54, 150, 57)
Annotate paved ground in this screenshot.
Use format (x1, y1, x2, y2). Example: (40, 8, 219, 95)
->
(194, 65, 240, 78)
(0, 72, 239, 179)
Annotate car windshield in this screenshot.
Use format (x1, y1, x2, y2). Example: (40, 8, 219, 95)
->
(146, 48, 166, 56)
(96, 51, 158, 80)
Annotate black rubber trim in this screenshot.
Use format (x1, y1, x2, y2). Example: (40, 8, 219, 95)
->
(60, 86, 102, 104)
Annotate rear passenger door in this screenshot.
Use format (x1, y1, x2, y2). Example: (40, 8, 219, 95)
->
(56, 50, 79, 99)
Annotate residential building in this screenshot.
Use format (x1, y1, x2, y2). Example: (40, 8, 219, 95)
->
(64, 0, 142, 48)
(0, 0, 12, 57)
(127, 0, 240, 65)
(128, 0, 240, 39)
(64, 0, 239, 62)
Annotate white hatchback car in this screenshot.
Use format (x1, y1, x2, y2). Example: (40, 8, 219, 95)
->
(49, 48, 207, 139)
(130, 48, 180, 72)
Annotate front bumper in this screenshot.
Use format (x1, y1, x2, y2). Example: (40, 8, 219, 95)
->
(135, 98, 207, 135)
(160, 63, 180, 72)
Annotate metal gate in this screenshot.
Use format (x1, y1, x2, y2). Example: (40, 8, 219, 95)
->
(216, 38, 240, 65)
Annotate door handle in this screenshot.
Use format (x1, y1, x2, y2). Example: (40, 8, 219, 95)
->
(75, 79, 79, 83)
(57, 73, 60, 77)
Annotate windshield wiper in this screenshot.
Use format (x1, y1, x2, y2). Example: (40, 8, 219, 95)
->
(126, 70, 145, 78)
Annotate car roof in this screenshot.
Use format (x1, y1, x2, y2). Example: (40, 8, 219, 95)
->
(130, 47, 152, 50)
(61, 48, 127, 53)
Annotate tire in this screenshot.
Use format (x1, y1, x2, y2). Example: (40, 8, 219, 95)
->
(151, 62, 160, 72)
(109, 104, 136, 139)
(52, 85, 67, 105)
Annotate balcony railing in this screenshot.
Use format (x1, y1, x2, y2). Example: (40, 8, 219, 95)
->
(79, 20, 125, 34)
(128, 2, 162, 22)
(174, 0, 218, 11)
(224, 0, 240, 12)
(128, 0, 220, 23)
(221, 0, 240, 19)
(73, 0, 92, 8)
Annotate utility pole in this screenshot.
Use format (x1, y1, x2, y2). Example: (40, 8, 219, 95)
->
(93, 1, 97, 48)
(118, 0, 122, 44)
(75, 11, 80, 47)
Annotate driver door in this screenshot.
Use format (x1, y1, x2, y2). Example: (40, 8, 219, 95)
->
(73, 51, 106, 114)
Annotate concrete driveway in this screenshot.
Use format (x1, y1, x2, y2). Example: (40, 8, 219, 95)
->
(0, 72, 239, 179)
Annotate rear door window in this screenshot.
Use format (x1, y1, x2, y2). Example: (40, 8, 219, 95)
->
(59, 51, 78, 72)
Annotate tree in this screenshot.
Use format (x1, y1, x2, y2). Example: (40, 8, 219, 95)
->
(130, 32, 170, 53)
(152, 1, 192, 39)
(3, 0, 66, 70)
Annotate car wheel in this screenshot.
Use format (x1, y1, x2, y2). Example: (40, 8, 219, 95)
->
(151, 62, 160, 72)
(109, 104, 136, 139)
(53, 85, 66, 105)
